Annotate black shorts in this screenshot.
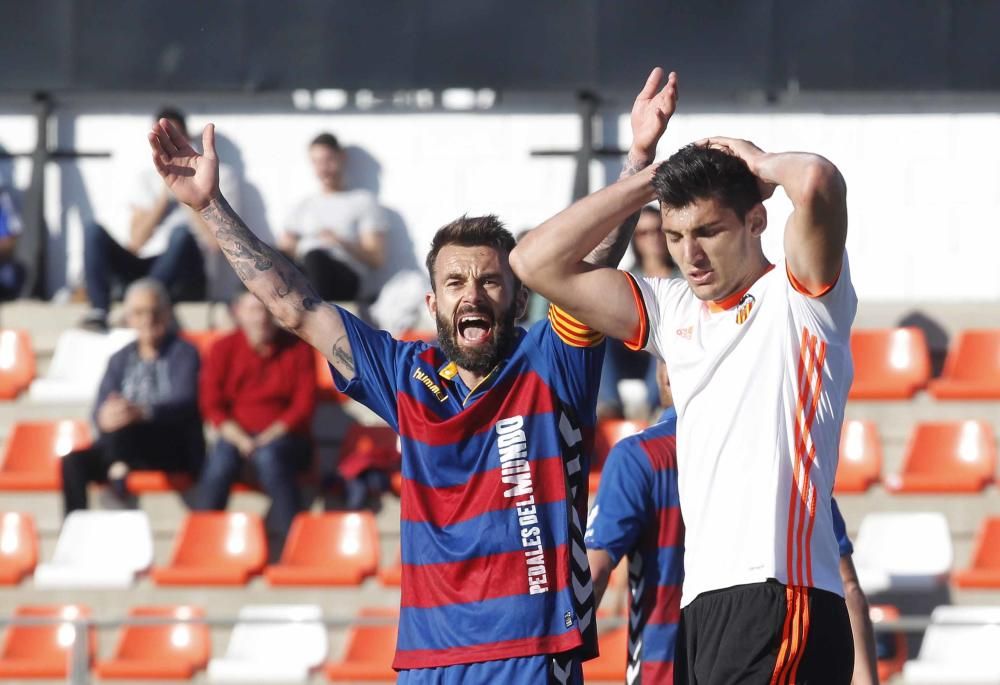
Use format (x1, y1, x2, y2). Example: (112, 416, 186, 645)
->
(674, 580, 853, 685)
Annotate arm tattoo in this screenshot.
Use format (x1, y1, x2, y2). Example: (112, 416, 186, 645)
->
(585, 153, 653, 268)
(332, 335, 355, 375)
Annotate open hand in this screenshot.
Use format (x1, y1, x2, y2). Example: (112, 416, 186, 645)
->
(148, 119, 219, 211)
(630, 68, 679, 161)
(699, 136, 776, 200)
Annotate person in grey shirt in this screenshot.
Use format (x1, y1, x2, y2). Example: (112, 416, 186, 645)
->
(277, 132, 386, 301)
(61, 279, 204, 514)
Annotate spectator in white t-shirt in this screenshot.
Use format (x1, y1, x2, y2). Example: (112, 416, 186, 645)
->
(278, 133, 386, 301)
(81, 107, 239, 331)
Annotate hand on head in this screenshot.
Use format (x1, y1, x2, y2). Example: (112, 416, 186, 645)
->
(697, 137, 776, 200)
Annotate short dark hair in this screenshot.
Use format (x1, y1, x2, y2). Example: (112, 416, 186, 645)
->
(155, 107, 187, 134)
(310, 132, 341, 151)
(425, 215, 518, 290)
(652, 144, 762, 219)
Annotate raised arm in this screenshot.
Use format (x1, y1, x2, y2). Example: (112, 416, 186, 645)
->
(703, 137, 847, 294)
(147, 119, 357, 380)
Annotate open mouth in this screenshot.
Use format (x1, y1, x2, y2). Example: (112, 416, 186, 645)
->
(456, 310, 494, 345)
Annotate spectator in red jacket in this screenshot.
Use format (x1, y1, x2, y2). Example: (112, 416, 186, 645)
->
(194, 290, 317, 542)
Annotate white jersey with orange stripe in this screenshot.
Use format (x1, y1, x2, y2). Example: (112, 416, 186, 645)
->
(627, 255, 857, 608)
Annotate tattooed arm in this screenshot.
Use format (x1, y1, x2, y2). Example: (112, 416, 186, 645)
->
(147, 119, 357, 380)
(583, 68, 678, 268)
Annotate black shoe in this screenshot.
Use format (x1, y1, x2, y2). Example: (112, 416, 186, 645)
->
(79, 309, 109, 333)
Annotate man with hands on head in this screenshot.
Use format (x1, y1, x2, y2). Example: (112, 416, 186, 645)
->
(145, 68, 678, 685)
(513, 67, 857, 683)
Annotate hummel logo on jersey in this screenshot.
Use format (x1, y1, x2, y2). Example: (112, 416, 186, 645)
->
(736, 293, 756, 325)
(413, 368, 448, 402)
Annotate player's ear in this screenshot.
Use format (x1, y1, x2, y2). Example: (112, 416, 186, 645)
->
(747, 203, 767, 237)
(514, 285, 528, 320)
(425, 290, 437, 319)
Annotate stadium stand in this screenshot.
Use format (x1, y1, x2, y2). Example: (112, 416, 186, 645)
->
(95, 605, 210, 680)
(901, 605, 1000, 683)
(0, 419, 91, 490)
(34, 510, 152, 588)
(835, 419, 883, 493)
(581, 625, 628, 682)
(207, 604, 327, 683)
(325, 607, 398, 683)
(0, 329, 35, 400)
(337, 424, 401, 482)
(870, 605, 907, 684)
(27, 328, 135, 403)
(125, 469, 194, 493)
(954, 516, 1000, 589)
(886, 420, 997, 493)
(377, 549, 402, 587)
(265, 511, 379, 586)
(152, 512, 267, 586)
(929, 329, 1000, 400)
(591, 418, 647, 491)
(0, 604, 93, 678)
(314, 348, 348, 403)
(0, 511, 36, 585)
(179, 328, 225, 359)
(848, 328, 931, 399)
(853, 512, 953, 594)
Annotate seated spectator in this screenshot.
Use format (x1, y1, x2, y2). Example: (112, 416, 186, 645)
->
(277, 133, 386, 301)
(61, 279, 204, 514)
(194, 290, 316, 542)
(598, 206, 677, 418)
(0, 185, 24, 300)
(81, 107, 239, 331)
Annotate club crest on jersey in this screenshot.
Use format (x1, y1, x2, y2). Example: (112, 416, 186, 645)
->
(736, 293, 756, 325)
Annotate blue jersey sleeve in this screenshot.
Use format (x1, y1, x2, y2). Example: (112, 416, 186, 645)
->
(584, 436, 654, 565)
(831, 498, 853, 557)
(329, 306, 418, 430)
(528, 305, 605, 415)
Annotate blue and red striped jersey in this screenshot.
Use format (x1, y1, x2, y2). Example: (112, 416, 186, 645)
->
(331, 306, 605, 670)
(585, 408, 682, 685)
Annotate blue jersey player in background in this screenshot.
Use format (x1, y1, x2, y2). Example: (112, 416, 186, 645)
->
(586, 360, 882, 684)
(146, 68, 679, 684)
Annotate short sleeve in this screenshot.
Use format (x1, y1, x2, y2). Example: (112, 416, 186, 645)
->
(329, 306, 414, 429)
(831, 498, 853, 557)
(584, 437, 654, 565)
(785, 252, 857, 343)
(357, 192, 385, 235)
(628, 274, 687, 361)
(529, 311, 605, 415)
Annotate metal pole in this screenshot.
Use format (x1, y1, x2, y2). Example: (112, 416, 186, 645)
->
(68, 618, 89, 685)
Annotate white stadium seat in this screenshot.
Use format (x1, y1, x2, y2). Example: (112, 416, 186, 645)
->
(852, 512, 952, 594)
(28, 328, 136, 403)
(903, 605, 1000, 684)
(34, 510, 152, 588)
(207, 604, 327, 683)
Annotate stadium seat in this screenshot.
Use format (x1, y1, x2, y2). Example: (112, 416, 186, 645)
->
(0, 330, 35, 400)
(0, 512, 37, 585)
(96, 605, 210, 680)
(207, 604, 327, 683)
(125, 470, 194, 493)
(929, 329, 1000, 399)
(180, 329, 225, 359)
(325, 607, 398, 682)
(848, 328, 931, 399)
(265, 512, 379, 586)
(28, 328, 135, 403)
(0, 605, 93, 678)
(153, 512, 267, 586)
(902, 605, 1000, 683)
(315, 349, 348, 403)
(0, 419, 92, 491)
(954, 516, 1000, 589)
(852, 512, 953, 594)
(886, 420, 997, 493)
(591, 419, 647, 491)
(582, 626, 627, 682)
(337, 424, 401, 481)
(835, 419, 883, 493)
(378, 548, 401, 587)
(35, 510, 152, 588)
(869, 605, 907, 684)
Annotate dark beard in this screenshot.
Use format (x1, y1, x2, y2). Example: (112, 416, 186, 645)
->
(437, 305, 518, 377)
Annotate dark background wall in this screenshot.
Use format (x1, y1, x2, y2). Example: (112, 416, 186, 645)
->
(1, 0, 998, 96)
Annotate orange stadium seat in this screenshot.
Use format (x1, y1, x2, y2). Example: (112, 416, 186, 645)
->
(325, 607, 398, 682)
(835, 419, 883, 493)
(591, 419, 647, 492)
(179, 329, 225, 360)
(125, 470, 193, 493)
(849, 328, 931, 399)
(0, 605, 93, 678)
(886, 420, 997, 493)
(583, 625, 628, 682)
(378, 548, 401, 587)
(96, 605, 209, 680)
(928, 330, 1000, 399)
(152, 512, 266, 586)
(0, 330, 35, 400)
(0, 420, 91, 491)
(870, 605, 907, 683)
(266, 512, 379, 586)
(315, 349, 348, 403)
(953, 517, 1000, 588)
(0, 512, 38, 585)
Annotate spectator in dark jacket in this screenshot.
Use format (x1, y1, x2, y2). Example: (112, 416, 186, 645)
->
(61, 278, 203, 514)
(194, 290, 316, 540)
